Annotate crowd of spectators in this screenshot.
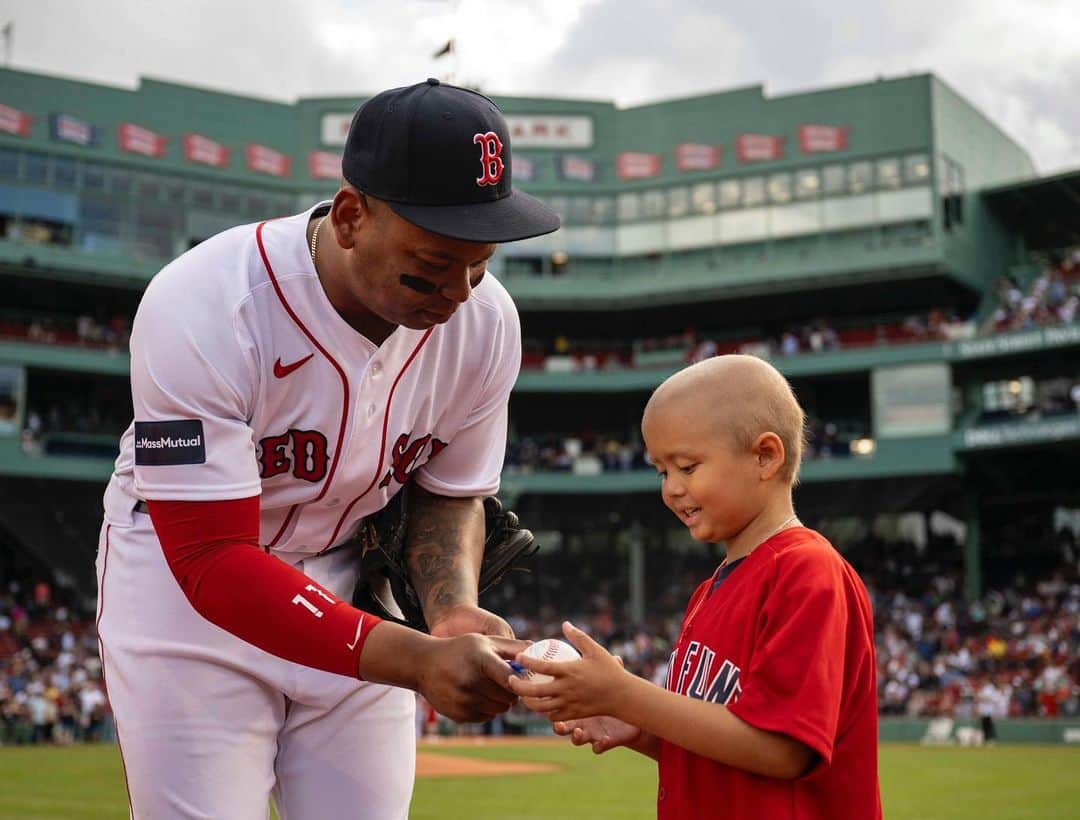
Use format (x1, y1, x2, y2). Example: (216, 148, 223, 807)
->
(866, 533, 1080, 720)
(504, 416, 872, 475)
(5, 254, 1076, 378)
(984, 251, 1080, 333)
(523, 307, 978, 374)
(0, 311, 132, 353)
(0, 561, 111, 746)
(19, 399, 128, 459)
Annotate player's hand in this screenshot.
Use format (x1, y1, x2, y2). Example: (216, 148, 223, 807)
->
(416, 633, 528, 723)
(507, 621, 631, 722)
(428, 603, 515, 640)
(554, 715, 641, 755)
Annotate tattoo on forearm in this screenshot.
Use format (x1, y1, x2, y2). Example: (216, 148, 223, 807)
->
(405, 492, 484, 621)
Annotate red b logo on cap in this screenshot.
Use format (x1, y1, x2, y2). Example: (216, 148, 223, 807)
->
(474, 131, 504, 187)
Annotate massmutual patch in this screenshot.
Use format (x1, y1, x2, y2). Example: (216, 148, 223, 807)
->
(133, 420, 206, 466)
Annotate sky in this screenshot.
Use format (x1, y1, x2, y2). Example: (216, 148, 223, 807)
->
(2, 0, 1078, 173)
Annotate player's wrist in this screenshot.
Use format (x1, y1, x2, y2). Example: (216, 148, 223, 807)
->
(356, 621, 437, 690)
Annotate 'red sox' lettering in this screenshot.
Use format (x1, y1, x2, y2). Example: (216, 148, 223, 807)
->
(379, 432, 449, 488)
(257, 429, 329, 482)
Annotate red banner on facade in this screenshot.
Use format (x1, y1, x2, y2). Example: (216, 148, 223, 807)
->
(118, 123, 168, 157)
(559, 155, 598, 182)
(617, 151, 662, 180)
(0, 104, 34, 137)
(512, 155, 535, 182)
(675, 143, 721, 171)
(307, 150, 341, 180)
(246, 143, 292, 177)
(798, 124, 850, 153)
(183, 133, 230, 168)
(735, 133, 785, 163)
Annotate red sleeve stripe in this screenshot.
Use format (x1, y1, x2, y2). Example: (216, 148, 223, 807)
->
(148, 497, 382, 679)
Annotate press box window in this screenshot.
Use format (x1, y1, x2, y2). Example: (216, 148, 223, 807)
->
(667, 186, 690, 218)
(567, 196, 592, 225)
(795, 168, 821, 199)
(617, 192, 641, 222)
(848, 161, 873, 194)
(717, 179, 741, 210)
(24, 153, 49, 186)
(109, 170, 132, 196)
(742, 177, 765, 207)
(904, 153, 930, 184)
(164, 180, 187, 206)
(876, 158, 902, 189)
(767, 172, 792, 204)
(53, 158, 78, 191)
(591, 196, 615, 225)
(0, 149, 18, 181)
(247, 195, 269, 217)
(545, 196, 569, 222)
(82, 163, 107, 191)
(642, 190, 666, 220)
(137, 177, 162, 201)
(221, 189, 244, 215)
(191, 185, 214, 209)
(691, 182, 716, 214)
(822, 164, 846, 195)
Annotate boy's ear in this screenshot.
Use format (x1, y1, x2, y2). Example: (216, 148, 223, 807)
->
(752, 432, 786, 480)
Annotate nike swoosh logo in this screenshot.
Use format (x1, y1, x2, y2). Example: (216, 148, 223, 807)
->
(273, 354, 314, 379)
(346, 615, 365, 651)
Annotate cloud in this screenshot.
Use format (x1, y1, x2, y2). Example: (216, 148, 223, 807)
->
(5, 0, 1078, 171)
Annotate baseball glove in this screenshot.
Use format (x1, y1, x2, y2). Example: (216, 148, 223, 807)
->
(351, 482, 538, 631)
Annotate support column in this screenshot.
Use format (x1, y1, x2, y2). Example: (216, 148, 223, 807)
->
(964, 488, 982, 602)
(628, 523, 645, 625)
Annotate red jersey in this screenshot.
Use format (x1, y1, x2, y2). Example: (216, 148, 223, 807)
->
(658, 527, 881, 820)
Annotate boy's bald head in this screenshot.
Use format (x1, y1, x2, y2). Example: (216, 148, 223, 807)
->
(643, 355, 806, 483)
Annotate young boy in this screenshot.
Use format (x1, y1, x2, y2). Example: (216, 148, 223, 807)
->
(510, 355, 882, 819)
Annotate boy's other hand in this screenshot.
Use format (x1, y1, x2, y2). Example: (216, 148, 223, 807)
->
(554, 714, 641, 754)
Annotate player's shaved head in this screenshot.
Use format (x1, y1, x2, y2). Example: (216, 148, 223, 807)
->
(644, 355, 806, 483)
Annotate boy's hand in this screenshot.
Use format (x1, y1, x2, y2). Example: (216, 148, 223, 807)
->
(507, 621, 630, 721)
(554, 715, 641, 754)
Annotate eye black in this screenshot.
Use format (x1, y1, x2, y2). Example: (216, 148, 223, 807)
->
(399, 273, 437, 294)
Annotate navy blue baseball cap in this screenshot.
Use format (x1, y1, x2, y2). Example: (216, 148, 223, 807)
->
(342, 78, 560, 243)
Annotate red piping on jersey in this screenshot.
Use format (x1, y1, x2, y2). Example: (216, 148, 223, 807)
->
(256, 220, 350, 548)
(323, 326, 435, 551)
(95, 524, 135, 817)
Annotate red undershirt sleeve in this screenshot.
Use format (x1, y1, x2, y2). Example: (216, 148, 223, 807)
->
(147, 497, 382, 679)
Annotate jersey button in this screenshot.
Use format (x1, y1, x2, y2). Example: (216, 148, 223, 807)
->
(367, 403, 376, 418)
(658, 786, 666, 801)
(370, 362, 382, 378)
(328, 497, 341, 507)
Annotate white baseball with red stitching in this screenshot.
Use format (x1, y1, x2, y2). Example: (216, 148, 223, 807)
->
(521, 638, 581, 683)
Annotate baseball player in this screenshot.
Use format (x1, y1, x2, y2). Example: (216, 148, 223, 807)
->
(95, 79, 559, 819)
(511, 355, 882, 820)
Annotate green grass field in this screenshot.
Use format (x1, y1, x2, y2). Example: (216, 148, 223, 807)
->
(0, 741, 1077, 819)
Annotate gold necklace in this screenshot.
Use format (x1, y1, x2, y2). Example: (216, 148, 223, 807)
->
(719, 514, 800, 568)
(310, 216, 326, 264)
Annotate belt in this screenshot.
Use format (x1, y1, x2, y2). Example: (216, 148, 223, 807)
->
(133, 500, 149, 514)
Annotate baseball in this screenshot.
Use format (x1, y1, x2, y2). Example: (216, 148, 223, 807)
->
(519, 638, 581, 683)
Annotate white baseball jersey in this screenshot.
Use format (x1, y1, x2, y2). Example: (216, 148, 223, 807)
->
(105, 202, 520, 556)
